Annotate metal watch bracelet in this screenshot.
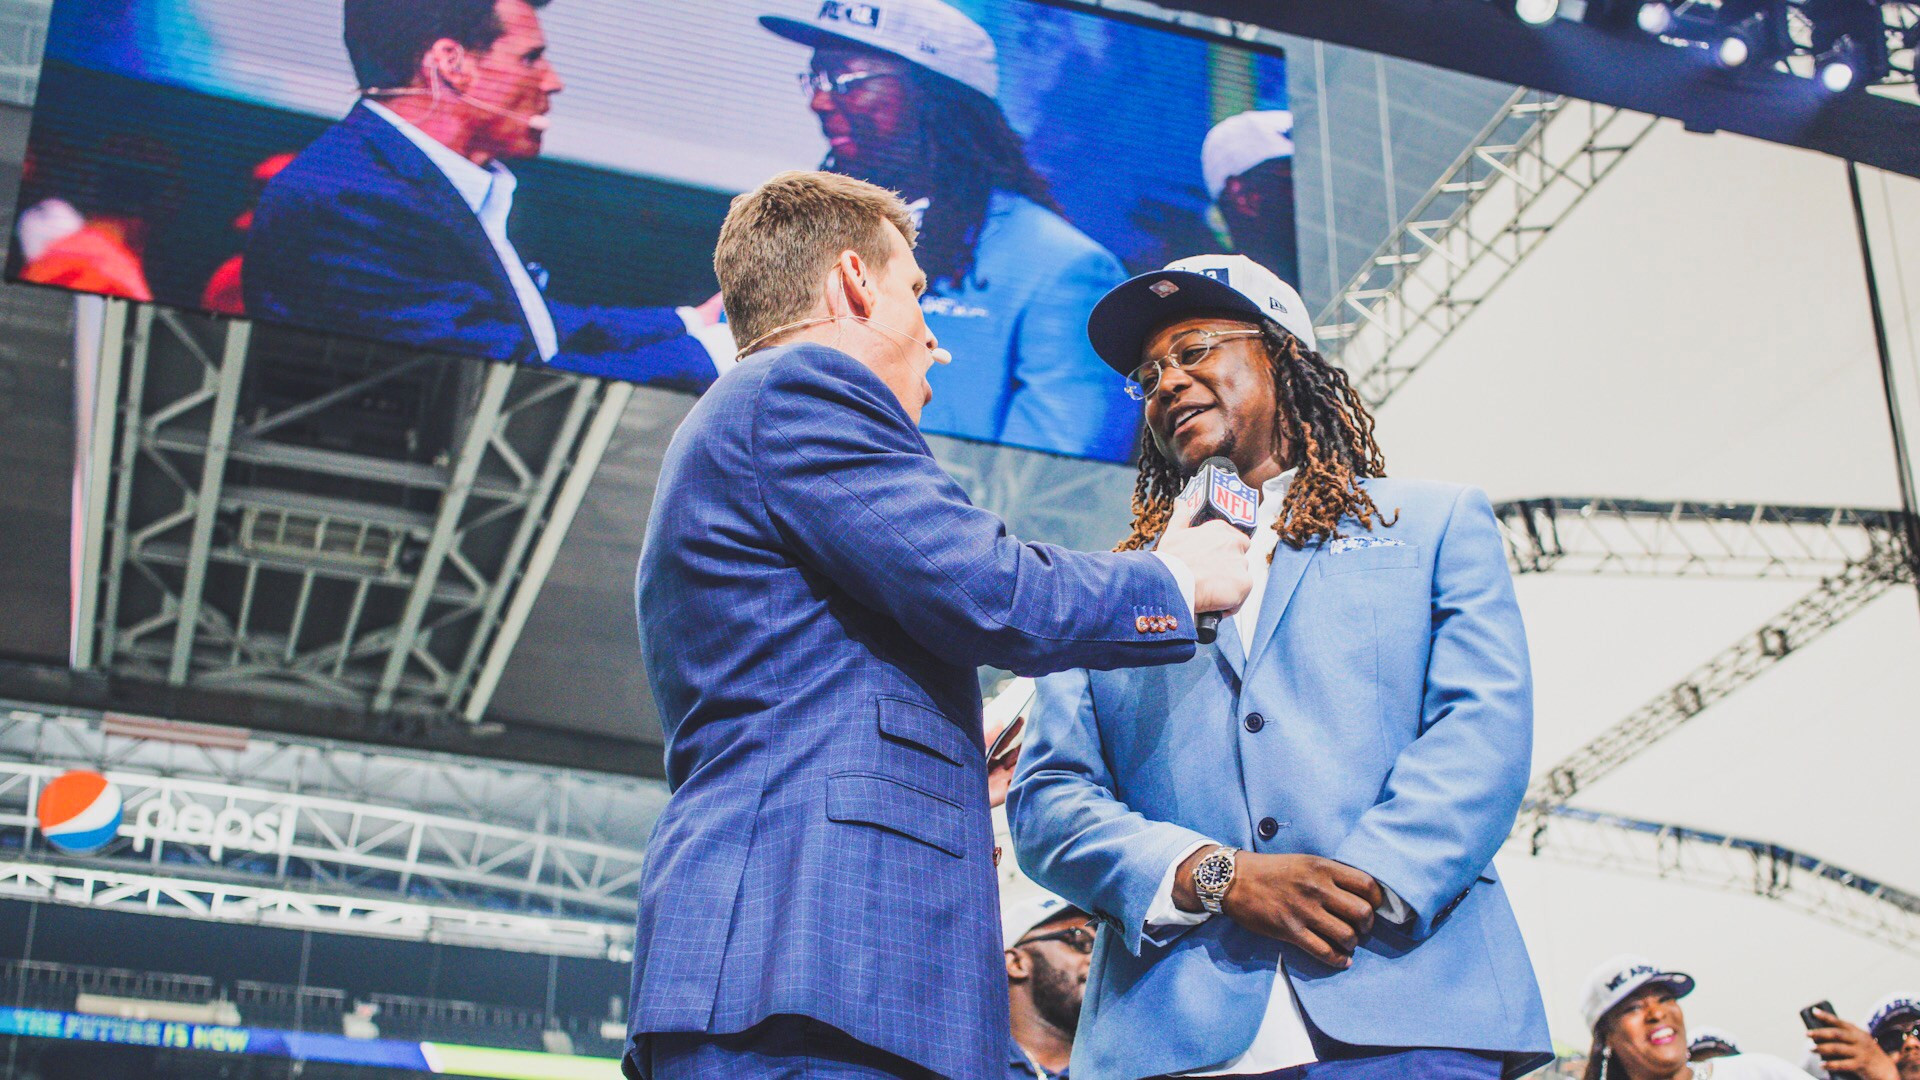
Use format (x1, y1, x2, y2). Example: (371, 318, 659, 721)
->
(1192, 845, 1237, 915)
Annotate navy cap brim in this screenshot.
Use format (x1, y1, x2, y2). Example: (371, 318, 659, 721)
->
(1873, 1003, 1920, 1036)
(761, 16, 886, 57)
(1086, 269, 1268, 377)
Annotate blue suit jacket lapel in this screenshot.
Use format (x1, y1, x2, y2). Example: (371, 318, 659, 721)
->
(346, 104, 528, 315)
(1246, 539, 1318, 671)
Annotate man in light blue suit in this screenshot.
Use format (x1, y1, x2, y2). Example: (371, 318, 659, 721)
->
(629, 176, 1254, 1080)
(1010, 255, 1553, 1080)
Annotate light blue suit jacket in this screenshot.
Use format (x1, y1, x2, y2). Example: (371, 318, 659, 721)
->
(1008, 478, 1553, 1080)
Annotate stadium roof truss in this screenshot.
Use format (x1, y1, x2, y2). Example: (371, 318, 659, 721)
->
(0, 704, 658, 958)
(1488, 497, 1918, 953)
(1313, 90, 1659, 407)
(67, 300, 632, 724)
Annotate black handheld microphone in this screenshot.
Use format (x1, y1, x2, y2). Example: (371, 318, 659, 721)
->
(1173, 456, 1259, 645)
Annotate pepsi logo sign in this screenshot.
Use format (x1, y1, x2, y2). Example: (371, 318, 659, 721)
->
(36, 770, 124, 855)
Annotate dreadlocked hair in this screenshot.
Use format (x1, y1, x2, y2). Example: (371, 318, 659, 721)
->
(900, 68, 1061, 288)
(1116, 320, 1394, 558)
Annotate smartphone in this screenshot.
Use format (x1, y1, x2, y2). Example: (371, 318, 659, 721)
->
(1803, 1002, 1858, 1080)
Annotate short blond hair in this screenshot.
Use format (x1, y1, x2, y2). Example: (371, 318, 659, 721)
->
(715, 170, 918, 356)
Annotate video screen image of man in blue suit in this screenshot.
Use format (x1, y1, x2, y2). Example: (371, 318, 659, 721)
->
(242, 0, 727, 388)
(1009, 255, 1555, 1080)
(628, 172, 1258, 1080)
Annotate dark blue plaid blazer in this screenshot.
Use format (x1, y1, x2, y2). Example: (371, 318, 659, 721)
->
(628, 343, 1194, 1080)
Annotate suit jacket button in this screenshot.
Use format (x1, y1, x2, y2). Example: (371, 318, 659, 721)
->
(1135, 616, 1149, 633)
(1244, 713, 1265, 733)
(1257, 817, 1279, 840)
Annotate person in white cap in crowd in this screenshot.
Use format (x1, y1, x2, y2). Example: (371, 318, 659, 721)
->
(1801, 995, 1914, 1080)
(1201, 111, 1299, 287)
(1001, 874, 1091, 1080)
(1690, 1027, 1744, 1063)
(1578, 956, 1810, 1080)
(761, 0, 1137, 463)
(1867, 995, 1920, 1080)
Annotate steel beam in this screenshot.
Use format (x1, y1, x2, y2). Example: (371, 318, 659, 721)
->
(460, 381, 632, 721)
(166, 320, 251, 684)
(372, 364, 513, 711)
(1497, 497, 1905, 580)
(69, 299, 128, 669)
(1524, 545, 1910, 815)
(1513, 805, 1920, 955)
(1315, 93, 1657, 407)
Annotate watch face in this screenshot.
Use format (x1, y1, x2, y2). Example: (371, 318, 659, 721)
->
(1195, 852, 1232, 892)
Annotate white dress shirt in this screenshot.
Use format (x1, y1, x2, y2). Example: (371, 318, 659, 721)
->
(363, 100, 561, 361)
(1143, 469, 1409, 1077)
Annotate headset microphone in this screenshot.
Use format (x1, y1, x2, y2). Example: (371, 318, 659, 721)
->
(1174, 456, 1259, 645)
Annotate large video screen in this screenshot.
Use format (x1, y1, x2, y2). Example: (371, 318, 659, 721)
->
(10, 0, 1291, 464)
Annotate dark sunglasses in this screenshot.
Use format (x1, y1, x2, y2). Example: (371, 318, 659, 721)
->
(1876, 1022, 1920, 1054)
(1014, 922, 1096, 955)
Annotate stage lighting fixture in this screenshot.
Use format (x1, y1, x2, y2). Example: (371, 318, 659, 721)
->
(1807, 0, 1890, 91)
(1711, 1, 1788, 71)
(1637, 1, 1675, 34)
(1715, 28, 1752, 67)
(1515, 0, 1561, 24)
(1818, 48, 1858, 90)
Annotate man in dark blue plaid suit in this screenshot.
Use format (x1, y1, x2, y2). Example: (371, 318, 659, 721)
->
(628, 171, 1255, 1080)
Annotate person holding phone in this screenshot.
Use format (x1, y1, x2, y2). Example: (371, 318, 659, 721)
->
(1577, 956, 1812, 1080)
(1803, 995, 1911, 1080)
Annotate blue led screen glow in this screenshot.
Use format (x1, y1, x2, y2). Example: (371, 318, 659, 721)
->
(11, 0, 1290, 463)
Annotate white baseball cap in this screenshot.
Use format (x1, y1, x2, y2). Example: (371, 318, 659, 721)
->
(1868, 993, 1920, 1038)
(1202, 110, 1295, 201)
(762, 0, 999, 99)
(1087, 253, 1316, 377)
(1001, 873, 1079, 950)
(1581, 954, 1696, 1033)
(1687, 1025, 1740, 1057)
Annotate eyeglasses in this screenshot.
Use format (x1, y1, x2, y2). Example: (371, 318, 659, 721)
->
(1875, 1022, 1920, 1054)
(1124, 328, 1264, 401)
(797, 69, 896, 100)
(1013, 921, 1097, 955)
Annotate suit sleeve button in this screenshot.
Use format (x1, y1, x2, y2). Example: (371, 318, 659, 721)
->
(1243, 713, 1265, 733)
(1257, 817, 1280, 840)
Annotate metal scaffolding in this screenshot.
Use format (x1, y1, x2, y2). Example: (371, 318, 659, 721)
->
(1513, 806, 1920, 955)
(0, 703, 658, 957)
(67, 300, 632, 723)
(1313, 91, 1658, 407)
(1525, 543, 1910, 813)
(1495, 496, 1906, 580)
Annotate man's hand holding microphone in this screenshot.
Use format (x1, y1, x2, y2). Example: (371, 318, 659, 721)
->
(1152, 456, 1258, 622)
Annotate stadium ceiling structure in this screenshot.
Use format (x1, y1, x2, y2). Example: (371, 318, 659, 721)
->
(67, 300, 632, 729)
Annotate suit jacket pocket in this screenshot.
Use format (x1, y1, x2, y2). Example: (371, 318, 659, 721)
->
(877, 696, 975, 766)
(1319, 546, 1420, 576)
(826, 773, 966, 858)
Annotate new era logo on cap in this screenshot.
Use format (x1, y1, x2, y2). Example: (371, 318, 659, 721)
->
(817, 1, 882, 28)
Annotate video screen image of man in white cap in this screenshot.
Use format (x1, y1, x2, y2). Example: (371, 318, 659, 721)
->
(1578, 955, 1810, 1080)
(1000, 876, 1090, 1080)
(1202, 110, 1298, 287)
(759, 0, 1138, 463)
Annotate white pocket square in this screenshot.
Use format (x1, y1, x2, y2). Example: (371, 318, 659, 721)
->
(1327, 536, 1406, 555)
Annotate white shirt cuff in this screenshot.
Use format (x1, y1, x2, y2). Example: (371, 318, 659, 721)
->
(1149, 552, 1198, 623)
(1376, 883, 1411, 924)
(676, 306, 737, 376)
(1145, 840, 1216, 934)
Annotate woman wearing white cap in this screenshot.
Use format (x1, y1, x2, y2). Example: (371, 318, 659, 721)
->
(1580, 956, 1811, 1080)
